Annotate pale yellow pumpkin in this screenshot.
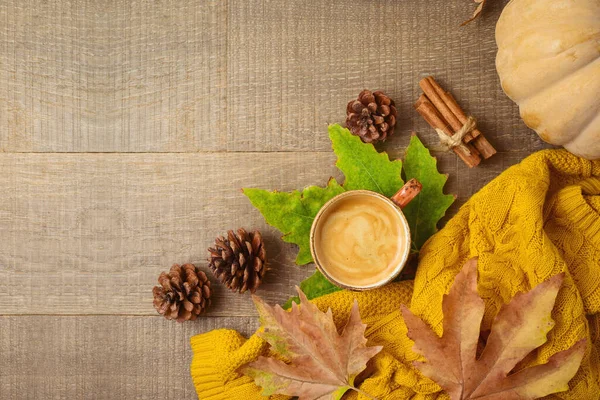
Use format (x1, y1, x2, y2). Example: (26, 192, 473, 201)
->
(496, 0, 600, 159)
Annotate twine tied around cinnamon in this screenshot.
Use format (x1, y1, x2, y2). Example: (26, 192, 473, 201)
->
(435, 116, 477, 155)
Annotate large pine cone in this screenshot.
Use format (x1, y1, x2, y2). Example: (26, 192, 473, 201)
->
(152, 263, 211, 322)
(346, 89, 397, 143)
(208, 228, 267, 294)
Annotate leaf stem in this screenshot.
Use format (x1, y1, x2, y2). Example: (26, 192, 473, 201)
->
(350, 386, 379, 400)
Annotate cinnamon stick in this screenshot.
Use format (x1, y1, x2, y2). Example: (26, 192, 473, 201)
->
(443, 91, 481, 140)
(436, 85, 496, 160)
(414, 95, 481, 168)
(418, 76, 497, 160)
(420, 77, 475, 143)
(471, 133, 496, 159)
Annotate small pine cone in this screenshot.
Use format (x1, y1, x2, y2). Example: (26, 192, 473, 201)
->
(208, 228, 267, 294)
(346, 89, 397, 143)
(152, 263, 211, 322)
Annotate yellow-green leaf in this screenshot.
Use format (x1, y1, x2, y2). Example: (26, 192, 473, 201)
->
(243, 179, 345, 265)
(246, 126, 455, 306)
(402, 134, 455, 250)
(330, 124, 404, 197)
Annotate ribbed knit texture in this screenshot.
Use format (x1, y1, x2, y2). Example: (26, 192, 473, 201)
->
(191, 150, 600, 399)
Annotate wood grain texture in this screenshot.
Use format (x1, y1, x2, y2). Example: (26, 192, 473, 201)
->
(0, 0, 227, 152)
(0, 316, 258, 399)
(0, 150, 530, 316)
(226, 0, 549, 154)
(0, 152, 338, 315)
(0, 0, 552, 153)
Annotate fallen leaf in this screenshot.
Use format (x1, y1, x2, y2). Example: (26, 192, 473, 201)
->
(286, 133, 453, 306)
(282, 270, 341, 309)
(402, 134, 455, 251)
(401, 259, 586, 400)
(243, 124, 405, 267)
(245, 125, 455, 305)
(242, 287, 383, 400)
(461, 0, 486, 26)
(329, 123, 404, 197)
(243, 179, 345, 265)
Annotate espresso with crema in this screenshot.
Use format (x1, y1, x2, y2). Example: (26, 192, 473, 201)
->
(313, 192, 408, 287)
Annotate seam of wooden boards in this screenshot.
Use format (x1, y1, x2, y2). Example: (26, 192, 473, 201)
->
(0, 314, 253, 317)
(0, 150, 533, 154)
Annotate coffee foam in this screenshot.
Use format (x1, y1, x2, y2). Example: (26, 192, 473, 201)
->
(313, 192, 408, 287)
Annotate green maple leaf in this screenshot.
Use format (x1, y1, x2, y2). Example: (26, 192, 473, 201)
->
(330, 124, 404, 196)
(245, 125, 454, 305)
(244, 125, 404, 266)
(243, 178, 345, 265)
(286, 134, 455, 304)
(402, 134, 455, 251)
(280, 126, 409, 307)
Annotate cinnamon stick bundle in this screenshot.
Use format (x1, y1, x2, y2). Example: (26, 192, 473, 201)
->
(414, 76, 496, 167)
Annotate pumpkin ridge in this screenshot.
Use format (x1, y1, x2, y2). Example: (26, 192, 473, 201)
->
(543, 31, 600, 61)
(496, 0, 600, 159)
(498, 19, 600, 52)
(565, 105, 600, 149)
(518, 54, 600, 103)
(499, 29, 600, 61)
(527, 57, 600, 138)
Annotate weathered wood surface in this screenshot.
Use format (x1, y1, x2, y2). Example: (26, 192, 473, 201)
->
(0, 316, 259, 399)
(0, 151, 529, 317)
(0, 0, 553, 398)
(1, 0, 546, 153)
(0, 152, 339, 316)
(1, 0, 228, 152)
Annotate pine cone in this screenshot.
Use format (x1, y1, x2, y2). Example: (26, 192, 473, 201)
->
(208, 228, 267, 294)
(152, 263, 211, 322)
(346, 89, 397, 143)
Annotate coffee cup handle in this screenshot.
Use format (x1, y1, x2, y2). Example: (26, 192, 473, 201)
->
(390, 178, 422, 209)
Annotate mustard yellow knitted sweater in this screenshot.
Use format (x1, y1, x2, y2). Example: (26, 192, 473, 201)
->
(190, 150, 600, 399)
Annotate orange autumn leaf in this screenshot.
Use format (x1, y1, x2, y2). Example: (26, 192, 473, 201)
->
(241, 287, 382, 400)
(401, 258, 586, 400)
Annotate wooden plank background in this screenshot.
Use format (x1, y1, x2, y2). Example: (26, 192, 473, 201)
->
(0, 0, 551, 398)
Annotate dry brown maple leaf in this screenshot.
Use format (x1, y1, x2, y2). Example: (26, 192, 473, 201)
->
(240, 287, 383, 400)
(401, 258, 586, 400)
(461, 0, 486, 26)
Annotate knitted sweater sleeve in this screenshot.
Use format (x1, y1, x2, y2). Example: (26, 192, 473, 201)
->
(190, 281, 415, 400)
(190, 330, 280, 400)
